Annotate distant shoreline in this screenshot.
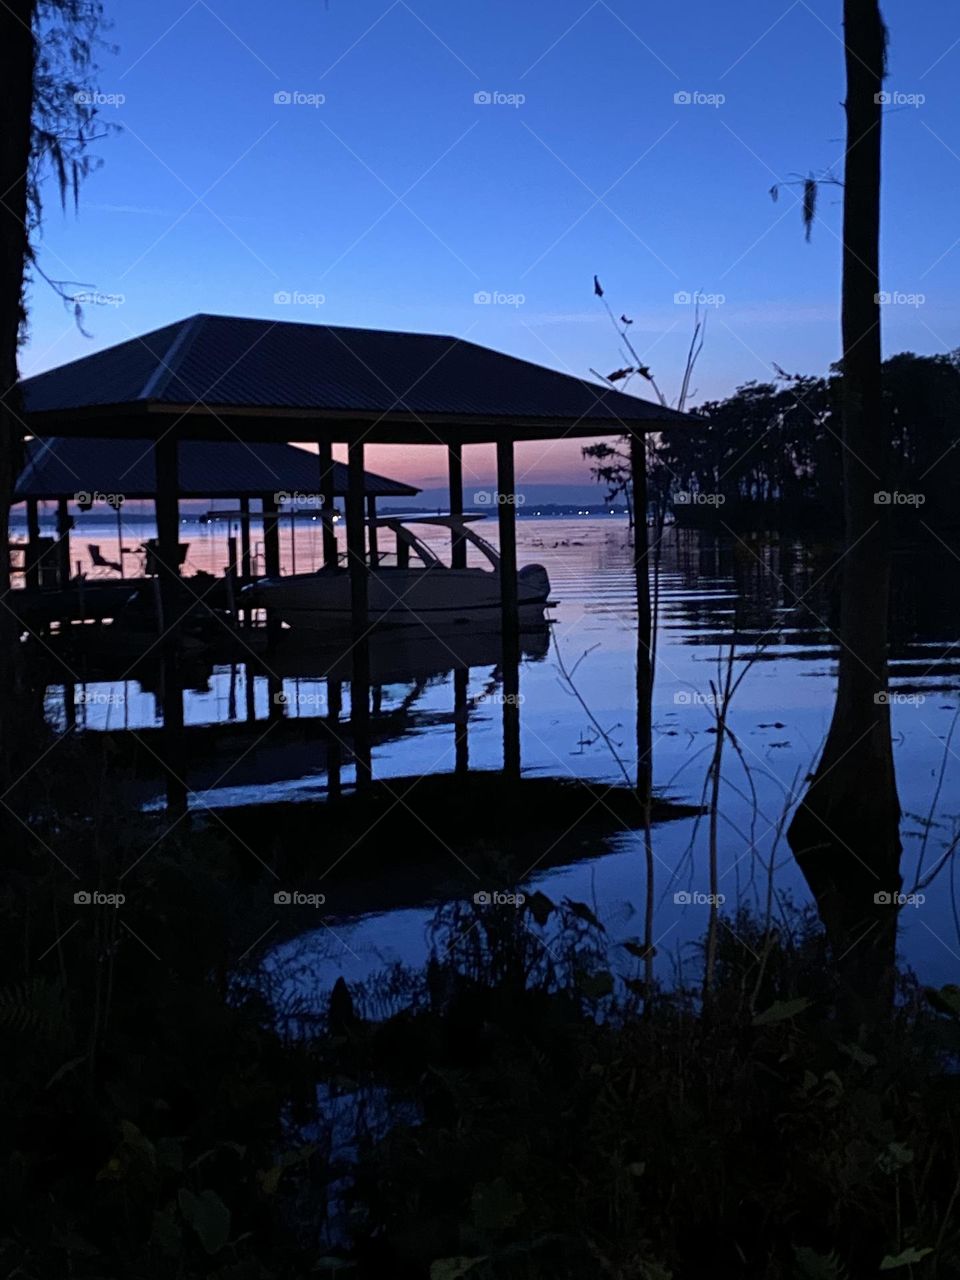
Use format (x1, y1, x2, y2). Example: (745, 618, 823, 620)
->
(9, 504, 633, 531)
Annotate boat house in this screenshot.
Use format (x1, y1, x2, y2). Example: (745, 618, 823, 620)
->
(18, 313, 698, 806)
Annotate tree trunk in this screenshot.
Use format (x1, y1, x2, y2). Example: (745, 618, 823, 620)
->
(0, 1, 36, 795)
(630, 432, 658, 997)
(630, 432, 653, 804)
(787, 0, 901, 1023)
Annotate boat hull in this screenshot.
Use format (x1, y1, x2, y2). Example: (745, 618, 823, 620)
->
(246, 564, 551, 631)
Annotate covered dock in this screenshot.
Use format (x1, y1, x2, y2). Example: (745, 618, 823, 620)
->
(13, 434, 418, 592)
(18, 312, 699, 809)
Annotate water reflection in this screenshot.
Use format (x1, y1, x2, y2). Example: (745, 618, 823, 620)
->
(40, 619, 552, 807)
(32, 520, 960, 984)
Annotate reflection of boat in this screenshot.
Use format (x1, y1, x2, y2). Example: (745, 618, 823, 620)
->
(270, 618, 551, 685)
(243, 516, 551, 631)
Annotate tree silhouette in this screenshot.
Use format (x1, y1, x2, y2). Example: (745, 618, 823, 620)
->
(0, 0, 107, 792)
(786, 0, 902, 1025)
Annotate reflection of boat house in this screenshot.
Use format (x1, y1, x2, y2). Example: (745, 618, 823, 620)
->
(19, 312, 697, 808)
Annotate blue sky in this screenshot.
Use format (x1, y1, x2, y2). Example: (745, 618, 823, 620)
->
(23, 0, 960, 489)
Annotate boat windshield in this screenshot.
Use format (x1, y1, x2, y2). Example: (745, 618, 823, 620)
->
(376, 518, 501, 570)
(382, 522, 443, 568)
(456, 523, 500, 569)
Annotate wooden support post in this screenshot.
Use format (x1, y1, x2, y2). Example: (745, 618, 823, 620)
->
(227, 662, 238, 722)
(262, 494, 281, 577)
(115, 505, 125, 578)
(448, 443, 466, 569)
(25, 498, 40, 590)
(366, 496, 379, 567)
(262, 494, 282, 645)
(496, 439, 521, 780)
(630, 430, 653, 803)
(64, 682, 77, 729)
(239, 496, 252, 578)
(268, 672, 285, 722)
(346, 443, 370, 628)
(317, 439, 338, 568)
(155, 438, 181, 591)
(346, 441, 372, 786)
(244, 660, 256, 723)
(56, 497, 71, 587)
(454, 667, 469, 774)
(326, 678, 343, 801)
(225, 535, 239, 621)
(238, 496, 252, 625)
(154, 435, 187, 817)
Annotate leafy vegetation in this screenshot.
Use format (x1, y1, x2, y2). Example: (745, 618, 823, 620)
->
(587, 352, 960, 532)
(288, 898, 960, 1279)
(2, 740, 960, 1279)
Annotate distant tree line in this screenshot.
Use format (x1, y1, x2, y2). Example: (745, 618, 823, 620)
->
(649, 351, 960, 530)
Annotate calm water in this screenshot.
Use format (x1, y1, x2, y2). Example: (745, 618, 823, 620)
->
(31, 512, 960, 987)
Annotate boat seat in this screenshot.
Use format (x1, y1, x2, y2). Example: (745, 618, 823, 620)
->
(87, 544, 123, 573)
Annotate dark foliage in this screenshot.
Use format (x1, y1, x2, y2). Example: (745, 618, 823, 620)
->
(3, 758, 960, 1280)
(308, 898, 960, 1279)
(588, 353, 960, 532)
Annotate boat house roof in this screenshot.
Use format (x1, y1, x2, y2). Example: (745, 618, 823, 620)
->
(19, 313, 699, 445)
(15, 437, 419, 501)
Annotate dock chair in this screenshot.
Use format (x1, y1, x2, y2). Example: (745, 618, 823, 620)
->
(142, 539, 190, 575)
(88, 544, 123, 574)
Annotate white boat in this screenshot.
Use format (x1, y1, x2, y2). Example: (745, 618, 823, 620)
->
(243, 515, 552, 631)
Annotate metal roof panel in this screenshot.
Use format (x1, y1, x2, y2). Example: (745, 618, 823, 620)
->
(20, 313, 694, 428)
(15, 437, 419, 499)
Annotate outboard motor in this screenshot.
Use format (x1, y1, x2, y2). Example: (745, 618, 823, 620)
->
(518, 563, 551, 606)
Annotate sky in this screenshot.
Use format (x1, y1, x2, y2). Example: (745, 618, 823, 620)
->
(22, 0, 960, 495)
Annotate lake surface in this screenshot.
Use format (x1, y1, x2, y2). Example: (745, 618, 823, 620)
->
(31, 512, 960, 989)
